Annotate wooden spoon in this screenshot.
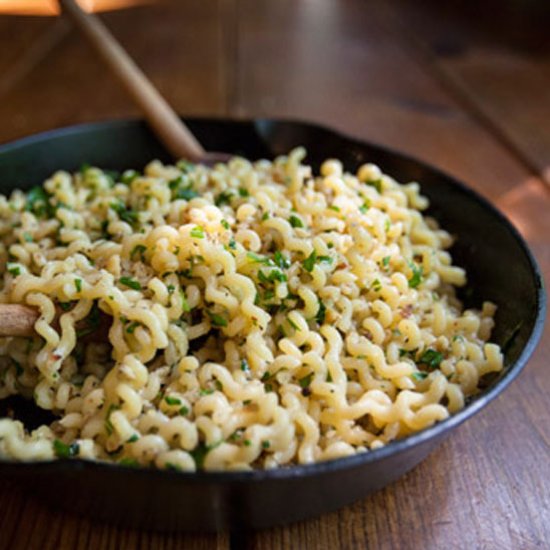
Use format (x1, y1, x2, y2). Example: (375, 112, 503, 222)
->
(60, 0, 230, 164)
(0, 0, 231, 337)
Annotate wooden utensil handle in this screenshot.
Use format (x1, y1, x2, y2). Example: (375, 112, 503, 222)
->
(59, 0, 206, 162)
(0, 304, 39, 337)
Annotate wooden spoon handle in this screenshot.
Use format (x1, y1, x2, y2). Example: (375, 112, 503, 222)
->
(0, 304, 39, 337)
(59, 0, 206, 162)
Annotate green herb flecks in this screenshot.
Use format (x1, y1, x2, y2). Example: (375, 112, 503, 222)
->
(302, 250, 317, 272)
(315, 299, 327, 325)
(190, 440, 223, 469)
(121, 169, 139, 185)
(119, 277, 141, 290)
(7, 264, 21, 277)
(104, 404, 120, 436)
(258, 269, 287, 285)
(190, 225, 205, 239)
(208, 311, 228, 327)
(110, 200, 139, 226)
(165, 396, 182, 406)
(247, 252, 275, 266)
(418, 349, 444, 370)
(25, 186, 52, 218)
(289, 214, 304, 228)
(180, 290, 191, 313)
(130, 244, 147, 262)
(53, 439, 79, 458)
(273, 250, 290, 269)
(407, 261, 423, 289)
(76, 301, 101, 338)
(299, 372, 313, 389)
(367, 178, 383, 194)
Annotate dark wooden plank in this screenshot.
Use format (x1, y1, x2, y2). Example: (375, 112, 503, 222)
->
(384, 0, 550, 185)
(0, 482, 228, 550)
(0, 15, 55, 75)
(234, 0, 535, 201)
(0, 0, 225, 145)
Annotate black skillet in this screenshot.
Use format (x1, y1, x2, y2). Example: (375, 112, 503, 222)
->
(0, 118, 545, 532)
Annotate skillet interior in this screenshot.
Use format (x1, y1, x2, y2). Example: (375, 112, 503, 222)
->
(0, 118, 545, 531)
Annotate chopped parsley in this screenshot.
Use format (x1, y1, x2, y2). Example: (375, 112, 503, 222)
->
(25, 186, 52, 218)
(247, 252, 274, 266)
(130, 244, 147, 262)
(261, 440, 271, 449)
(221, 219, 230, 230)
(289, 214, 304, 228)
(367, 178, 383, 193)
(412, 372, 428, 381)
(176, 187, 199, 201)
(76, 301, 101, 338)
(328, 205, 340, 212)
(125, 321, 140, 334)
(119, 277, 141, 290)
(359, 199, 371, 213)
(164, 396, 182, 406)
(110, 200, 139, 226)
(318, 255, 333, 265)
(408, 261, 423, 289)
(208, 311, 228, 327)
(121, 169, 139, 185)
(127, 434, 139, 443)
(119, 458, 139, 468)
(299, 372, 313, 389)
(418, 349, 444, 370)
(302, 250, 317, 272)
(190, 440, 222, 469)
(190, 225, 205, 239)
(274, 251, 290, 269)
(258, 269, 287, 284)
(179, 406, 189, 416)
(239, 187, 249, 197)
(287, 316, 301, 332)
(215, 190, 234, 206)
(241, 359, 250, 373)
(7, 264, 21, 277)
(104, 404, 120, 436)
(315, 299, 327, 325)
(53, 439, 79, 458)
(74, 278, 83, 292)
(176, 160, 195, 173)
(382, 256, 391, 268)
(180, 290, 191, 313)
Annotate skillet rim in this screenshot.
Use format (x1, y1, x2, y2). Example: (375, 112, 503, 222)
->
(0, 117, 545, 483)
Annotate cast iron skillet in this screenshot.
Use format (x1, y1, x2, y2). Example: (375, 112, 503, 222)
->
(0, 119, 545, 532)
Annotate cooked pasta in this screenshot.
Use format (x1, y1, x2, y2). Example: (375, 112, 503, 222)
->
(0, 149, 503, 470)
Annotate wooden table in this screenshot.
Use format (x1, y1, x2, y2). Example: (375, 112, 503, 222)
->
(0, 1, 548, 548)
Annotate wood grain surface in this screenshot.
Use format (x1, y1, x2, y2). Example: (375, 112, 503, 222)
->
(0, 1, 548, 548)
